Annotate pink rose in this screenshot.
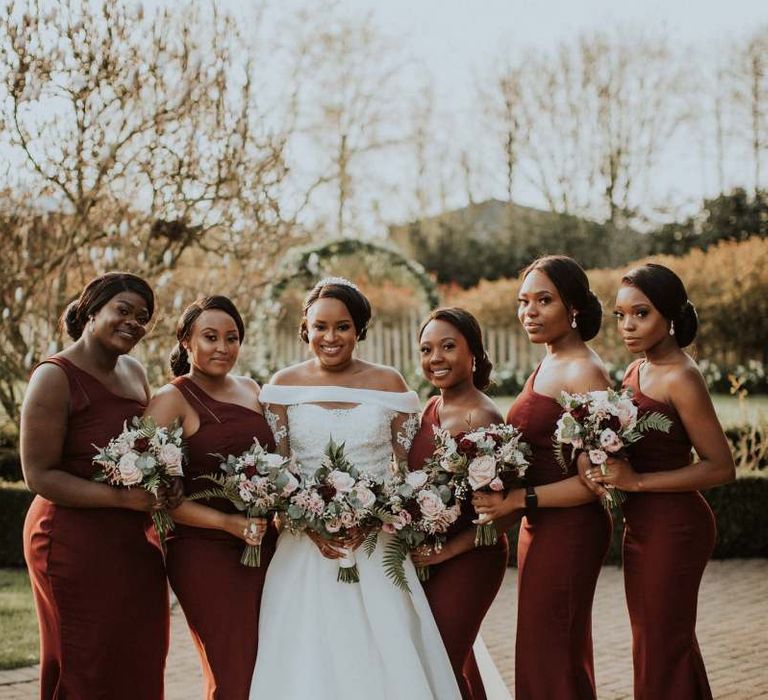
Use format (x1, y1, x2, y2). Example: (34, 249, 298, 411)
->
(382, 522, 397, 534)
(281, 471, 299, 496)
(327, 470, 355, 493)
(417, 490, 445, 519)
(405, 470, 429, 490)
(325, 517, 342, 533)
(589, 449, 608, 465)
(339, 511, 355, 529)
(467, 455, 497, 490)
(489, 477, 504, 491)
(118, 452, 143, 486)
(158, 443, 183, 475)
(351, 485, 376, 509)
(599, 428, 623, 453)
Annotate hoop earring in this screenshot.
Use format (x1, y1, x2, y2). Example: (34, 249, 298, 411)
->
(669, 321, 675, 336)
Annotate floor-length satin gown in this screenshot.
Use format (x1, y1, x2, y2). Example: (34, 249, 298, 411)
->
(23, 357, 168, 699)
(408, 396, 509, 700)
(164, 377, 277, 700)
(622, 360, 715, 700)
(250, 385, 461, 700)
(506, 365, 611, 700)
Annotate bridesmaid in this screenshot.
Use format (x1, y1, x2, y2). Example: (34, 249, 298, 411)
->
(21, 272, 169, 700)
(409, 307, 509, 700)
(585, 263, 734, 700)
(473, 255, 612, 700)
(144, 295, 275, 700)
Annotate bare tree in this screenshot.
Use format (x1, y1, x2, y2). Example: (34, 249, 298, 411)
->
(0, 0, 298, 423)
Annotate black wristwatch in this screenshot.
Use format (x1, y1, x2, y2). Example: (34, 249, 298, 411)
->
(525, 485, 538, 521)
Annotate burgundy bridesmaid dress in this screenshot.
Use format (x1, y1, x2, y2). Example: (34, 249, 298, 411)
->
(408, 396, 509, 700)
(164, 377, 277, 700)
(506, 365, 612, 700)
(23, 356, 168, 700)
(622, 360, 715, 700)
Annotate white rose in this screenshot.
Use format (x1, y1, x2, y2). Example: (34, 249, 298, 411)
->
(113, 439, 132, 457)
(327, 470, 355, 493)
(118, 452, 143, 486)
(615, 398, 638, 429)
(282, 471, 299, 496)
(589, 449, 608, 465)
(599, 428, 624, 453)
(158, 443, 183, 474)
(263, 453, 287, 469)
(339, 511, 355, 529)
(325, 517, 342, 533)
(417, 489, 445, 519)
(405, 470, 429, 490)
(467, 455, 497, 490)
(351, 485, 376, 509)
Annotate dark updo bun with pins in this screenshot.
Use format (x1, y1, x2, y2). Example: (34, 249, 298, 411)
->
(60, 272, 155, 341)
(521, 255, 602, 341)
(621, 263, 698, 347)
(419, 307, 493, 391)
(169, 296, 245, 376)
(299, 278, 372, 343)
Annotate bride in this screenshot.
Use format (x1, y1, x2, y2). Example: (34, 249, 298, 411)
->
(249, 278, 461, 699)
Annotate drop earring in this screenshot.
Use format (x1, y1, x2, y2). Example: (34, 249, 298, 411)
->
(571, 315, 577, 329)
(669, 321, 675, 336)
(472, 358, 477, 372)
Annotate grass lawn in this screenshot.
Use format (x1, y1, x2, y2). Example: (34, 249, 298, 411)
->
(493, 394, 768, 427)
(0, 568, 38, 670)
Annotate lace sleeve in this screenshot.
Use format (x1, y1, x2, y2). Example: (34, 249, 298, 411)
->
(264, 403, 290, 458)
(390, 410, 420, 473)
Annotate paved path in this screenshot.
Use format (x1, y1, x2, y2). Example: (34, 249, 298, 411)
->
(1, 559, 766, 699)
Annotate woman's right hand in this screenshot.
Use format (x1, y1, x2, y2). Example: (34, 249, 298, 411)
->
(119, 487, 163, 512)
(223, 515, 266, 544)
(306, 530, 347, 560)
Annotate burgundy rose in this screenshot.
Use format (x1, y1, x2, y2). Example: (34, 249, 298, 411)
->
(572, 405, 590, 422)
(318, 484, 337, 502)
(134, 437, 150, 452)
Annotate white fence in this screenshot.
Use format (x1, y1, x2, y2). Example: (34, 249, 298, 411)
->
(250, 312, 543, 376)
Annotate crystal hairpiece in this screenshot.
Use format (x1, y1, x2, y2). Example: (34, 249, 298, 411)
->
(317, 276, 360, 291)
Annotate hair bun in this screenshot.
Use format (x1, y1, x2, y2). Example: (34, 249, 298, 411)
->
(576, 290, 603, 342)
(62, 300, 85, 340)
(674, 299, 698, 347)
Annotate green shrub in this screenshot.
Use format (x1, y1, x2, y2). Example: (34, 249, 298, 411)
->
(0, 482, 33, 567)
(506, 476, 768, 566)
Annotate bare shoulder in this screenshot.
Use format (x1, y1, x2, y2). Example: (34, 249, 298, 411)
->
(25, 361, 70, 406)
(468, 398, 504, 429)
(120, 354, 148, 382)
(666, 359, 708, 402)
(359, 362, 409, 392)
(234, 375, 262, 401)
(270, 362, 313, 386)
(565, 354, 610, 393)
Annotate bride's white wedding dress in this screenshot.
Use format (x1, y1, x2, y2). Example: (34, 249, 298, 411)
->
(249, 385, 461, 699)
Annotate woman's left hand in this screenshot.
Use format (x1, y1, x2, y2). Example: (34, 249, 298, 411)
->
(589, 456, 640, 492)
(410, 544, 453, 568)
(165, 476, 185, 510)
(472, 489, 521, 521)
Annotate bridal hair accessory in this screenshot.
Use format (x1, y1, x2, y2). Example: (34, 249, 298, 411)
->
(317, 276, 360, 291)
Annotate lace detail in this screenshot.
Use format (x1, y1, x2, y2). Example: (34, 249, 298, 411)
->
(263, 404, 290, 457)
(395, 412, 420, 453)
(287, 403, 396, 480)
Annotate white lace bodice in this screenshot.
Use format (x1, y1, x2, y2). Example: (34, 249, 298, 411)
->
(260, 384, 421, 478)
(287, 403, 396, 480)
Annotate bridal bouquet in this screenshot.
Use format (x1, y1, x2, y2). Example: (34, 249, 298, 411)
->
(190, 438, 298, 566)
(555, 388, 672, 509)
(375, 468, 461, 591)
(285, 438, 378, 583)
(93, 416, 185, 542)
(428, 424, 531, 546)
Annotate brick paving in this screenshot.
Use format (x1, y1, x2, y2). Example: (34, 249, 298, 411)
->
(1, 559, 766, 699)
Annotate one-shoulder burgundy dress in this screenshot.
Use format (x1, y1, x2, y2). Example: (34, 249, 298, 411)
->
(408, 396, 509, 700)
(23, 356, 169, 700)
(622, 360, 715, 700)
(164, 377, 277, 700)
(506, 366, 612, 700)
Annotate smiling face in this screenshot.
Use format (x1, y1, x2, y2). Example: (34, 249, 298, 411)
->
(185, 309, 241, 377)
(614, 283, 672, 354)
(91, 291, 150, 353)
(517, 269, 573, 344)
(305, 297, 357, 369)
(419, 318, 474, 391)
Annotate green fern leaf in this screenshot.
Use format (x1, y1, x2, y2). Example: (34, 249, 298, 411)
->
(362, 530, 379, 558)
(382, 537, 411, 593)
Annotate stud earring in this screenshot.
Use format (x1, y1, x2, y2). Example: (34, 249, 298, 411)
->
(669, 321, 675, 336)
(571, 315, 577, 329)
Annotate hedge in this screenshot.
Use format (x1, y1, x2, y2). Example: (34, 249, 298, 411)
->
(1, 477, 766, 568)
(504, 477, 768, 566)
